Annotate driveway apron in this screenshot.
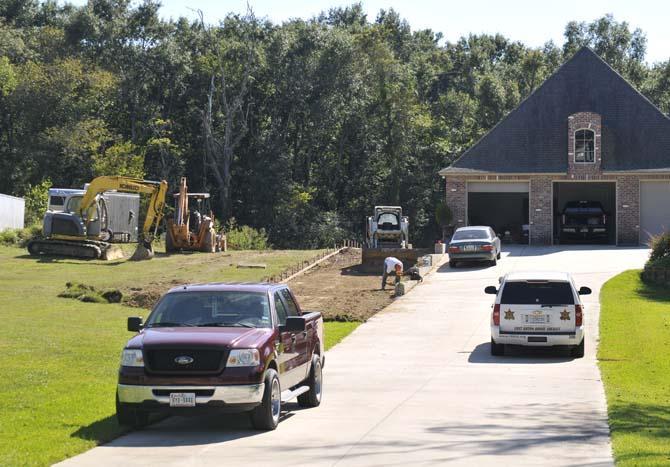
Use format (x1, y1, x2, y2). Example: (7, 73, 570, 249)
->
(59, 246, 648, 467)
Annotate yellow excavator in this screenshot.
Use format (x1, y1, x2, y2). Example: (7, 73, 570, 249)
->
(165, 177, 225, 253)
(27, 176, 168, 260)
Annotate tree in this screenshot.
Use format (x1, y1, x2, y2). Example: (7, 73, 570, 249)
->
(435, 200, 453, 242)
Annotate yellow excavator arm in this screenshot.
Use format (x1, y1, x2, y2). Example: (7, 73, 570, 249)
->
(79, 176, 168, 246)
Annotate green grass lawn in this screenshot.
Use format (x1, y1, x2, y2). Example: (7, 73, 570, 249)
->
(0, 245, 360, 466)
(599, 270, 670, 466)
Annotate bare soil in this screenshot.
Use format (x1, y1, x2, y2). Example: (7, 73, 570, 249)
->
(290, 248, 394, 322)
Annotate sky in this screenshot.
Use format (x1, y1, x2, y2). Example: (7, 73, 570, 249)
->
(67, 0, 670, 64)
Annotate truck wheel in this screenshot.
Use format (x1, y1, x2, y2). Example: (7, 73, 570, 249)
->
(116, 393, 149, 429)
(490, 337, 505, 356)
(250, 369, 280, 430)
(297, 354, 322, 408)
(572, 339, 585, 358)
(450, 260, 458, 268)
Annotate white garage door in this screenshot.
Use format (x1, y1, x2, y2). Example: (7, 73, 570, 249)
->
(467, 182, 529, 193)
(640, 181, 670, 244)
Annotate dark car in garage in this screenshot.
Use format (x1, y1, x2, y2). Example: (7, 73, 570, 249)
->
(559, 201, 608, 243)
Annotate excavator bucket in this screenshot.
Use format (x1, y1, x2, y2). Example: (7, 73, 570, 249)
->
(129, 242, 154, 261)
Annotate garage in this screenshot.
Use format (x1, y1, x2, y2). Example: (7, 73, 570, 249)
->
(467, 182, 529, 243)
(553, 182, 616, 244)
(640, 181, 670, 244)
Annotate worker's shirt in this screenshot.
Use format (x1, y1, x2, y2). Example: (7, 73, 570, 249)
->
(384, 257, 403, 274)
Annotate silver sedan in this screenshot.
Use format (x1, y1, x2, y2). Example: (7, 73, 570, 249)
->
(448, 226, 501, 267)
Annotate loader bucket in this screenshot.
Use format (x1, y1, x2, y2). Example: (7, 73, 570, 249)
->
(129, 242, 154, 261)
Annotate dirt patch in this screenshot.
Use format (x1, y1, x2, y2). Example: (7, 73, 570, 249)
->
(290, 248, 394, 322)
(123, 279, 183, 309)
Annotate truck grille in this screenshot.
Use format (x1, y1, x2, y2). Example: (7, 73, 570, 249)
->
(145, 348, 226, 375)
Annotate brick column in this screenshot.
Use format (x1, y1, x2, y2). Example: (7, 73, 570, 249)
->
(530, 177, 553, 245)
(445, 177, 467, 229)
(616, 176, 640, 245)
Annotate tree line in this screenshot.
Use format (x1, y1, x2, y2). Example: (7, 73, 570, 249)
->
(1, 1, 669, 247)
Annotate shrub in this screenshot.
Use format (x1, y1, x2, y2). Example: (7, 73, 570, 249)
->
(225, 218, 269, 250)
(648, 231, 670, 262)
(22, 179, 51, 226)
(0, 224, 42, 246)
(0, 229, 18, 245)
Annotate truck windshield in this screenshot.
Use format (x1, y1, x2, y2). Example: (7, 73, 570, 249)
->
(501, 282, 575, 305)
(146, 291, 272, 328)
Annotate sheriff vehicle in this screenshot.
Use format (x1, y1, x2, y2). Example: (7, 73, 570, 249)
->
(485, 271, 591, 357)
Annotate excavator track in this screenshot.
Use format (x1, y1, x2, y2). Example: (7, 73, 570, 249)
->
(27, 239, 122, 260)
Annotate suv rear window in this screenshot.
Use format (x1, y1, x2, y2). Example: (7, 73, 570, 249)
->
(501, 281, 575, 305)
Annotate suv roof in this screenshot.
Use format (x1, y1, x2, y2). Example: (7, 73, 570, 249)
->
(504, 271, 572, 282)
(166, 282, 285, 294)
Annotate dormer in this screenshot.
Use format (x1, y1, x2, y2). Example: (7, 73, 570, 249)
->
(567, 112, 602, 177)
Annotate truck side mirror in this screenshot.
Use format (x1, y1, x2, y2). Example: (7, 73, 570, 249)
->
(127, 317, 143, 332)
(484, 286, 498, 295)
(283, 316, 306, 333)
(578, 286, 592, 295)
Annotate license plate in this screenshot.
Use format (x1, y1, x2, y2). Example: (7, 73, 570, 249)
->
(169, 393, 196, 407)
(463, 245, 477, 251)
(526, 315, 546, 324)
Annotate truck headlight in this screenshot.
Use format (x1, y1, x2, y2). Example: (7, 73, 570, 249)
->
(121, 349, 144, 367)
(227, 349, 260, 367)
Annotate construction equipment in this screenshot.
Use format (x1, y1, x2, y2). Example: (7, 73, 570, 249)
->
(363, 206, 425, 270)
(165, 177, 225, 253)
(28, 176, 168, 260)
(365, 206, 410, 249)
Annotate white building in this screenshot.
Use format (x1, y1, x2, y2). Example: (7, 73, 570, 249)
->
(0, 193, 25, 230)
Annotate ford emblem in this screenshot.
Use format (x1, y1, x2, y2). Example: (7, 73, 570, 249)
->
(174, 355, 194, 365)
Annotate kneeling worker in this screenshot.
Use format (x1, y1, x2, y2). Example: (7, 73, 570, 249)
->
(382, 256, 403, 290)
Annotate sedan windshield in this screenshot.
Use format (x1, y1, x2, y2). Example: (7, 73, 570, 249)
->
(452, 229, 489, 240)
(146, 291, 272, 328)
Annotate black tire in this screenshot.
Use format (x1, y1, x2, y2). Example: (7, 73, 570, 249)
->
(496, 251, 501, 260)
(298, 354, 323, 408)
(572, 339, 585, 358)
(490, 338, 505, 356)
(250, 369, 280, 430)
(490, 256, 497, 266)
(450, 260, 458, 268)
(116, 393, 149, 429)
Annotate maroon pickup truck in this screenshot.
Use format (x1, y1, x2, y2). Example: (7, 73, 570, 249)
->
(116, 283, 324, 430)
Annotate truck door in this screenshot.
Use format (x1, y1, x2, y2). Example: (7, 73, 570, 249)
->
(280, 289, 310, 382)
(274, 292, 302, 389)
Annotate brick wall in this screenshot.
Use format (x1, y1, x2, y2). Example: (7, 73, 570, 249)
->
(567, 112, 602, 178)
(616, 176, 640, 245)
(529, 177, 553, 244)
(444, 177, 467, 229)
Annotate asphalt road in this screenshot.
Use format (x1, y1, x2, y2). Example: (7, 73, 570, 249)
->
(59, 245, 648, 467)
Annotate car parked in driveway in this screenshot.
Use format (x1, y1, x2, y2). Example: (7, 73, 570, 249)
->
(559, 200, 609, 243)
(485, 272, 590, 357)
(116, 283, 324, 431)
(448, 226, 501, 267)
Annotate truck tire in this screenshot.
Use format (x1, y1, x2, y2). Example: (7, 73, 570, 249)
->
(450, 260, 458, 268)
(572, 339, 585, 358)
(490, 337, 505, 356)
(250, 369, 280, 430)
(116, 393, 149, 429)
(297, 354, 322, 408)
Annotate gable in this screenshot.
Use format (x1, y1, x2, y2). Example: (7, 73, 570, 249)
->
(441, 47, 670, 174)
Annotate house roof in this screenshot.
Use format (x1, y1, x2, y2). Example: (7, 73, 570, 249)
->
(440, 47, 670, 175)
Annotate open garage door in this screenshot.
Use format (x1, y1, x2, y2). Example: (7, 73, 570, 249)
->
(640, 181, 670, 244)
(467, 182, 529, 243)
(553, 182, 616, 244)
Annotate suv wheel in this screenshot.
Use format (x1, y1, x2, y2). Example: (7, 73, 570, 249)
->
(116, 393, 149, 429)
(250, 369, 280, 430)
(298, 354, 322, 407)
(490, 337, 505, 356)
(572, 339, 585, 358)
(450, 260, 458, 268)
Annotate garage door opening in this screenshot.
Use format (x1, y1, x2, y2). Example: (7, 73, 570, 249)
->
(467, 182, 529, 244)
(553, 182, 616, 244)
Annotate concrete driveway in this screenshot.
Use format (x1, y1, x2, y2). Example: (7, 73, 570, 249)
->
(59, 246, 648, 467)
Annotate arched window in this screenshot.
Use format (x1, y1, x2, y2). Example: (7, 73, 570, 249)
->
(574, 129, 595, 163)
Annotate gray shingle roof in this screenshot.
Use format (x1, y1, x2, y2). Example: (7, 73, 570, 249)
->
(440, 47, 670, 175)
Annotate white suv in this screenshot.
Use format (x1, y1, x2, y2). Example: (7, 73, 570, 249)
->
(485, 272, 591, 358)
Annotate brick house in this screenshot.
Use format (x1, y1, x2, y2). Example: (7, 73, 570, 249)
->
(439, 47, 670, 245)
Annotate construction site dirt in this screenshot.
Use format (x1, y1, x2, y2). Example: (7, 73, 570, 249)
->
(289, 248, 394, 322)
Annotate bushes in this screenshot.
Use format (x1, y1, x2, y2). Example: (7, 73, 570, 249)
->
(642, 231, 670, 284)
(225, 218, 269, 250)
(648, 231, 670, 263)
(0, 224, 42, 246)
